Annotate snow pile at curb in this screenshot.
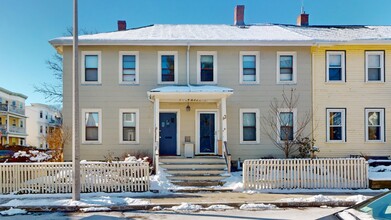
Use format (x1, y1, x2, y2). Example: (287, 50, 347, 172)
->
(219, 172, 243, 191)
(0, 208, 28, 216)
(344, 195, 368, 204)
(80, 207, 111, 212)
(280, 194, 368, 204)
(171, 203, 202, 212)
(240, 203, 278, 211)
(204, 205, 235, 211)
(150, 169, 175, 193)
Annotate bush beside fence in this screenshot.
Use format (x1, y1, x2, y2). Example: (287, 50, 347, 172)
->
(243, 158, 368, 190)
(0, 161, 150, 194)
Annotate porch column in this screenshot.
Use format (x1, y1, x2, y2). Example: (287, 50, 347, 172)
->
(221, 97, 227, 143)
(6, 114, 9, 144)
(153, 98, 160, 173)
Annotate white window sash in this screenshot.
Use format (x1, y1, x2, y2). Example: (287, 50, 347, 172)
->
(239, 109, 260, 144)
(82, 108, 102, 144)
(239, 51, 260, 84)
(157, 51, 178, 84)
(326, 51, 345, 82)
(81, 51, 102, 84)
(326, 109, 346, 142)
(365, 51, 384, 82)
(365, 108, 385, 142)
(119, 109, 139, 144)
(197, 51, 218, 84)
(119, 51, 139, 84)
(276, 52, 297, 84)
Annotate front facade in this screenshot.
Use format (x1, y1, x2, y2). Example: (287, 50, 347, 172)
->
(0, 87, 28, 146)
(26, 103, 62, 149)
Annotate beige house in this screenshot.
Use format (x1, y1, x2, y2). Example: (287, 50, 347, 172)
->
(50, 8, 314, 163)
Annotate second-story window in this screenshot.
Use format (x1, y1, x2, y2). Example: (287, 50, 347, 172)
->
(366, 51, 384, 82)
(82, 51, 101, 84)
(277, 52, 297, 84)
(40, 125, 43, 133)
(20, 120, 23, 128)
(240, 51, 260, 84)
(158, 51, 178, 84)
(327, 51, 345, 82)
(119, 51, 139, 84)
(11, 101, 16, 107)
(197, 51, 217, 84)
(39, 111, 43, 118)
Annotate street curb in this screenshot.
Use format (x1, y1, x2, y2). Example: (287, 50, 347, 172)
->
(0, 201, 356, 213)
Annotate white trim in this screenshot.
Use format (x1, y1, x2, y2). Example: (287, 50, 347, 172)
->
(81, 51, 102, 84)
(365, 51, 384, 83)
(159, 109, 181, 156)
(118, 51, 139, 85)
(277, 108, 297, 143)
(326, 51, 345, 82)
(197, 51, 218, 84)
(195, 109, 219, 154)
(119, 109, 139, 144)
(365, 108, 385, 143)
(326, 108, 346, 143)
(82, 108, 102, 144)
(239, 51, 260, 84)
(276, 52, 297, 84)
(239, 108, 260, 144)
(157, 51, 178, 84)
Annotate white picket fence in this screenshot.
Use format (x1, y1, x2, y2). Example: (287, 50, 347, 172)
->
(0, 161, 150, 194)
(243, 158, 368, 190)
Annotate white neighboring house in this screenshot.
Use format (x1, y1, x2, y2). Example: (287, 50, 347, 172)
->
(26, 103, 62, 149)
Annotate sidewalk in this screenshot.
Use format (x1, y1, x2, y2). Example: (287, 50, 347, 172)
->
(0, 190, 382, 213)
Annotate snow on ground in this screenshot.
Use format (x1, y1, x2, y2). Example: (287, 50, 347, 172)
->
(171, 203, 203, 212)
(80, 207, 111, 212)
(150, 169, 175, 192)
(279, 194, 368, 204)
(217, 171, 243, 191)
(0, 208, 27, 216)
(204, 205, 235, 211)
(13, 150, 52, 162)
(369, 165, 391, 180)
(239, 203, 278, 211)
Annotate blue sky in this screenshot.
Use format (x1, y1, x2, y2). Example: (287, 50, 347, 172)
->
(1, 0, 391, 105)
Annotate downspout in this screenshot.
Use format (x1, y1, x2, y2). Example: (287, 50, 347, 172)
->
(186, 43, 191, 88)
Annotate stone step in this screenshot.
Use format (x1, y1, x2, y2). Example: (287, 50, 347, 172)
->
(167, 175, 226, 181)
(171, 188, 233, 193)
(160, 163, 226, 170)
(160, 157, 225, 164)
(165, 169, 226, 175)
(170, 180, 225, 187)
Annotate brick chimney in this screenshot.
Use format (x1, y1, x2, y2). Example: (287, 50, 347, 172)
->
(297, 12, 309, 26)
(234, 5, 245, 26)
(118, 20, 126, 31)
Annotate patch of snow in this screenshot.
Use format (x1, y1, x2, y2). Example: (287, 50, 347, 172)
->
(13, 151, 30, 158)
(204, 205, 235, 211)
(280, 194, 368, 204)
(151, 206, 162, 211)
(0, 208, 28, 216)
(345, 195, 368, 204)
(150, 169, 175, 192)
(239, 203, 278, 211)
(29, 151, 52, 162)
(171, 203, 202, 212)
(369, 165, 391, 180)
(214, 171, 243, 191)
(80, 207, 111, 212)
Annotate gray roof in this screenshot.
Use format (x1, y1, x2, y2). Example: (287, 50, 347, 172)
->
(0, 87, 28, 99)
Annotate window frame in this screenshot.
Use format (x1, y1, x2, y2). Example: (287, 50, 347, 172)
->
(82, 108, 102, 144)
(276, 52, 297, 84)
(326, 51, 346, 83)
(157, 51, 178, 84)
(119, 109, 139, 144)
(239, 51, 260, 84)
(277, 108, 297, 142)
(365, 108, 385, 143)
(326, 108, 346, 143)
(197, 51, 218, 84)
(239, 109, 260, 144)
(365, 51, 385, 83)
(119, 51, 139, 85)
(81, 51, 102, 84)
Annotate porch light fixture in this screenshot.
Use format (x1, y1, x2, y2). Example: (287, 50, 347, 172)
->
(186, 102, 191, 112)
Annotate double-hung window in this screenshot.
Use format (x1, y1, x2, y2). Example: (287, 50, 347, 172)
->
(240, 109, 260, 144)
(120, 109, 139, 143)
(82, 51, 101, 84)
(158, 51, 178, 84)
(326, 109, 346, 142)
(277, 52, 297, 84)
(365, 108, 385, 142)
(278, 110, 295, 141)
(240, 51, 260, 84)
(82, 109, 102, 144)
(366, 51, 384, 82)
(39, 111, 43, 119)
(326, 51, 345, 82)
(197, 51, 217, 84)
(119, 51, 139, 84)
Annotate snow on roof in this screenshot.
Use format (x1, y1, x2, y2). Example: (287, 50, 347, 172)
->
(50, 24, 314, 46)
(150, 85, 233, 93)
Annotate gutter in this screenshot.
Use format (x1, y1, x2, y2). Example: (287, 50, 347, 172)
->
(187, 43, 191, 92)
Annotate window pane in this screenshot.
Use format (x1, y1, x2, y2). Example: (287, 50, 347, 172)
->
(329, 68, 342, 81)
(123, 113, 136, 127)
(368, 55, 380, 68)
(243, 127, 256, 141)
(123, 127, 136, 141)
(243, 113, 256, 126)
(368, 112, 380, 126)
(368, 68, 381, 81)
(329, 112, 341, 126)
(161, 55, 175, 82)
(123, 55, 135, 69)
(123, 74, 136, 82)
(280, 56, 293, 68)
(330, 127, 342, 140)
(368, 127, 381, 140)
(243, 55, 255, 68)
(86, 112, 99, 126)
(201, 55, 213, 63)
(86, 127, 98, 141)
(85, 69, 98, 81)
(243, 69, 256, 76)
(280, 68, 293, 81)
(85, 55, 98, 68)
(243, 74, 256, 82)
(280, 112, 293, 126)
(329, 55, 341, 67)
(201, 55, 214, 82)
(280, 126, 293, 140)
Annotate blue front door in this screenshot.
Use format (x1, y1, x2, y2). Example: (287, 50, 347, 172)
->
(199, 113, 215, 154)
(159, 113, 177, 155)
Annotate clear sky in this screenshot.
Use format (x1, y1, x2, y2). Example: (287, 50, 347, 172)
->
(1, 0, 391, 105)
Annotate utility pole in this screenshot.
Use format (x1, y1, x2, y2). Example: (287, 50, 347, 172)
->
(72, 0, 80, 201)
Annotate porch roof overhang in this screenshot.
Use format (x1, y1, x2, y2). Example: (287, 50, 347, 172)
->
(148, 85, 234, 102)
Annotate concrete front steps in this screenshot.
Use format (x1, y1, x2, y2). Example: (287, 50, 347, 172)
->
(159, 156, 230, 188)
